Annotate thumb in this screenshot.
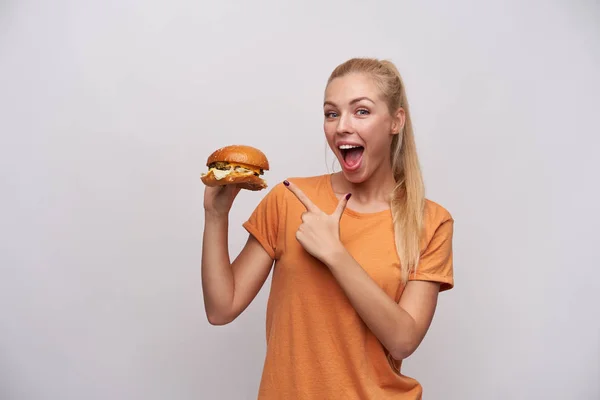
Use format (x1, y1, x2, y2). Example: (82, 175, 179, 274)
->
(231, 185, 242, 198)
(334, 193, 351, 220)
(221, 184, 241, 199)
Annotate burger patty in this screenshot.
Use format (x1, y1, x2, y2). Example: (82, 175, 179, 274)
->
(208, 161, 263, 176)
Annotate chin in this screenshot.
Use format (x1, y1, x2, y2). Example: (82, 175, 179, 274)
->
(339, 170, 366, 184)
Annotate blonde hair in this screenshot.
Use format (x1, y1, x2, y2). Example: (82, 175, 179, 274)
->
(327, 58, 425, 283)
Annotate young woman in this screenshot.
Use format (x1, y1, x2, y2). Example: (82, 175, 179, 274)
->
(201, 58, 454, 399)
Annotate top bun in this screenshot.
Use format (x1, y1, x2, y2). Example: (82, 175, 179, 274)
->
(206, 145, 269, 170)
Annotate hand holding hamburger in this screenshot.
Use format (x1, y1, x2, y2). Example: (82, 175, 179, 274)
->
(201, 145, 270, 218)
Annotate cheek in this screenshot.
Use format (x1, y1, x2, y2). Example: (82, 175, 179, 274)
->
(323, 123, 336, 141)
(323, 119, 334, 132)
(360, 121, 393, 154)
(358, 120, 386, 143)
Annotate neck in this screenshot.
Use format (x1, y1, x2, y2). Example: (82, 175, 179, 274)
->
(331, 165, 397, 207)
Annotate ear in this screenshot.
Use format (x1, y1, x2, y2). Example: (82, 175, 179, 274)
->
(391, 107, 406, 135)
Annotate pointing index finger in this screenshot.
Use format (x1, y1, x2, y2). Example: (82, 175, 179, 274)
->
(283, 180, 319, 212)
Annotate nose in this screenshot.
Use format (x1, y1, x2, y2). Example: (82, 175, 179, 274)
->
(336, 113, 353, 135)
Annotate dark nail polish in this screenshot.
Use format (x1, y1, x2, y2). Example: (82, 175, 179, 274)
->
(283, 180, 289, 186)
(346, 193, 352, 200)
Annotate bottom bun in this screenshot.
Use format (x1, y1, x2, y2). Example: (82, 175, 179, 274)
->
(201, 170, 267, 191)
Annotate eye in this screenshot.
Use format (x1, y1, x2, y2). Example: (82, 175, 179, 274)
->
(325, 111, 338, 118)
(356, 108, 370, 116)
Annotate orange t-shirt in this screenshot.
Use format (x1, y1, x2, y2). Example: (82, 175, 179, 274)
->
(243, 174, 454, 399)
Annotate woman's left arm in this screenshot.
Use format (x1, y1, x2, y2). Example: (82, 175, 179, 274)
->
(323, 249, 440, 360)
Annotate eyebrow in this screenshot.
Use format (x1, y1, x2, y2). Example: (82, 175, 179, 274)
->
(323, 96, 375, 107)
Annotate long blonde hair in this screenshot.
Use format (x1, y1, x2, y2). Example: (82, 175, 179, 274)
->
(327, 58, 425, 283)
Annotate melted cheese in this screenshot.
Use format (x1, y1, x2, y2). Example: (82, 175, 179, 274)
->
(203, 166, 255, 180)
(212, 169, 231, 180)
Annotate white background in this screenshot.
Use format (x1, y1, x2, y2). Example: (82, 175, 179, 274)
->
(1, 1, 599, 399)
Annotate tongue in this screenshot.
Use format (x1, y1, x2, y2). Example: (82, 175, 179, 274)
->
(345, 148, 363, 167)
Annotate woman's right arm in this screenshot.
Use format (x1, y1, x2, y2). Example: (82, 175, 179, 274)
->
(201, 185, 274, 325)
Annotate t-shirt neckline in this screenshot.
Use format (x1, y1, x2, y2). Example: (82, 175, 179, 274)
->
(324, 173, 392, 219)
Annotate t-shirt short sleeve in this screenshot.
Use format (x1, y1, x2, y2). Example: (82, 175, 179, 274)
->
(242, 183, 285, 260)
(409, 216, 454, 292)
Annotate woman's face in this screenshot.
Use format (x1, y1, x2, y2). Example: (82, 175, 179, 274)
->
(323, 72, 402, 184)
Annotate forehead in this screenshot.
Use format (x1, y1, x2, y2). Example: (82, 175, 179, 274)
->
(324, 73, 383, 104)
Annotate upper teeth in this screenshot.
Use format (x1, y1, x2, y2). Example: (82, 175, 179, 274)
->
(339, 144, 361, 150)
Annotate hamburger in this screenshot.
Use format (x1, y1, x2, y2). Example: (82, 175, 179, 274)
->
(200, 145, 269, 191)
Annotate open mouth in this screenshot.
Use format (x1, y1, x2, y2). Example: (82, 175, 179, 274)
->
(338, 144, 364, 170)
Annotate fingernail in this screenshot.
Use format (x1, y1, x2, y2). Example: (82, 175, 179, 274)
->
(346, 193, 352, 200)
(283, 180, 289, 186)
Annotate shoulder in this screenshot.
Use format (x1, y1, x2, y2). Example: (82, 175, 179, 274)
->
(424, 198, 453, 226)
(261, 174, 327, 202)
(268, 174, 333, 213)
(285, 175, 327, 188)
(421, 199, 454, 248)
(283, 174, 330, 198)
